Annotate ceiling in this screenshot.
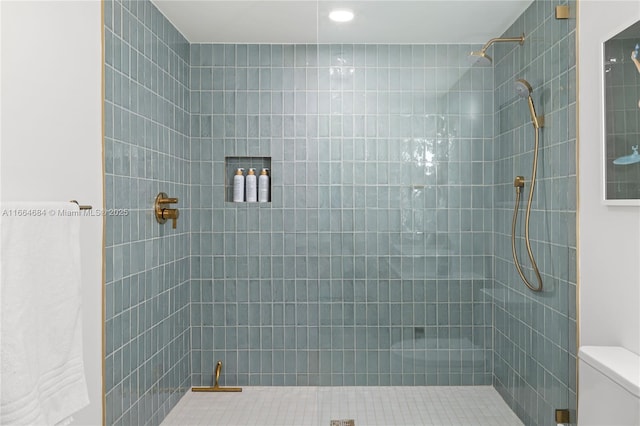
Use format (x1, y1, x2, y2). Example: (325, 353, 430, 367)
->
(151, 0, 534, 44)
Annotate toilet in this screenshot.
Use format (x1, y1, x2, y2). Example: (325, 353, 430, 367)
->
(578, 346, 640, 425)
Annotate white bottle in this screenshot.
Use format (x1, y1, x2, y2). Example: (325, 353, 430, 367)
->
(233, 168, 245, 202)
(245, 168, 257, 202)
(258, 168, 270, 202)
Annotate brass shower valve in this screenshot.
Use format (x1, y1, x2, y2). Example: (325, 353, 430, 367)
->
(154, 192, 180, 229)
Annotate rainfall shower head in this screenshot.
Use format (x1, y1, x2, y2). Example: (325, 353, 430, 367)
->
(467, 50, 492, 66)
(514, 78, 543, 129)
(468, 33, 525, 66)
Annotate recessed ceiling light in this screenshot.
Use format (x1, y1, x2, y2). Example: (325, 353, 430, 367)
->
(329, 9, 354, 23)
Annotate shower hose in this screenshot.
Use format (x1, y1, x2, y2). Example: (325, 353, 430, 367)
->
(511, 125, 543, 292)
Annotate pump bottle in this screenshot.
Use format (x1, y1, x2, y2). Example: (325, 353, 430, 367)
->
(245, 168, 257, 202)
(233, 168, 245, 202)
(258, 168, 270, 202)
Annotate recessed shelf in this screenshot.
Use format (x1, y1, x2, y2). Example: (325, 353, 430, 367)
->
(225, 156, 272, 203)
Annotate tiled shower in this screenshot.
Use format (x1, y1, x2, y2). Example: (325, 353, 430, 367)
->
(492, 2, 577, 423)
(189, 42, 494, 388)
(103, 0, 577, 425)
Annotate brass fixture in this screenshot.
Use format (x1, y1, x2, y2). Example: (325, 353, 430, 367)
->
(158, 195, 178, 204)
(513, 176, 525, 191)
(154, 192, 179, 229)
(511, 79, 544, 292)
(69, 200, 92, 210)
(555, 408, 570, 424)
(468, 33, 525, 66)
(161, 208, 179, 229)
(515, 79, 545, 129)
(555, 5, 570, 19)
(192, 361, 242, 392)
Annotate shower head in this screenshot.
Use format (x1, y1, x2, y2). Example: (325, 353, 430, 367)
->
(514, 78, 543, 129)
(514, 79, 533, 98)
(467, 50, 492, 66)
(468, 33, 525, 66)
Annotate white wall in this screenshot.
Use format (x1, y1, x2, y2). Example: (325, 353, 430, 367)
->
(578, 0, 640, 354)
(1, 1, 103, 424)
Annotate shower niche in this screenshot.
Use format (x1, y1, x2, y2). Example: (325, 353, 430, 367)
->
(224, 156, 272, 203)
(603, 19, 640, 204)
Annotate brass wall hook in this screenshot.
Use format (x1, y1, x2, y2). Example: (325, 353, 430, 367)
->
(154, 192, 180, 229)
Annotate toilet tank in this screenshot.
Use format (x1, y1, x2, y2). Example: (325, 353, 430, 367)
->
(578, 346, 640, 426)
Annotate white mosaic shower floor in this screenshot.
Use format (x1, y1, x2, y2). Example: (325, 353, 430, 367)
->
(161, 386, 523, 426)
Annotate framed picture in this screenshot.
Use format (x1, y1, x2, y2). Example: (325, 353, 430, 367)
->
(603, 19, 640, 205)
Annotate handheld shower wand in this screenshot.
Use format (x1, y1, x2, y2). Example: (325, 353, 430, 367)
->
(511, 79, 543, 292)
(514, 79, 544, 128)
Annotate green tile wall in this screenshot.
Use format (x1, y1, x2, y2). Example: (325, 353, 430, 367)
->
(190, 44, 496, 386)
(104, 1, 191, 424)
(492, 0, 578, 425)
(103, 2, 579, 425)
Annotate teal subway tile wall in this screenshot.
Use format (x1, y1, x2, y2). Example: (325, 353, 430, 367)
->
(492, 1, 578, 425)
(104, 1, 191, 425)
(103, 0, 577, 425)
(190, 43, 495, 387)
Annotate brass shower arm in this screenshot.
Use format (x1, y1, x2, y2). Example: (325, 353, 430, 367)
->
(480, 33, 525, 53)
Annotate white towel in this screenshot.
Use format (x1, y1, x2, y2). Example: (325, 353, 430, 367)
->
(0, 202, 89, 425)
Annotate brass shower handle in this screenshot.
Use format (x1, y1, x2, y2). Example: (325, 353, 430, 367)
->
(157, 196, 178, 204)
(161, 208, 179, 229)
(154, 192, 180, 229)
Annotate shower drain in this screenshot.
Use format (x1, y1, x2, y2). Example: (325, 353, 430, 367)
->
(330, 420, 355, 426)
